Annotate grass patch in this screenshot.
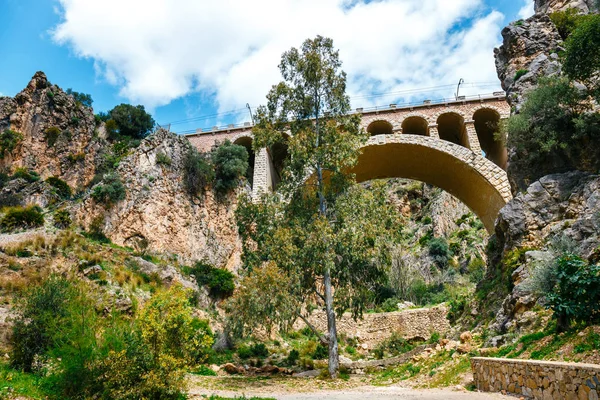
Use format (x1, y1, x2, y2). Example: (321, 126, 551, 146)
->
(0, 362, 45, 399)
(574, 331, 600, 354)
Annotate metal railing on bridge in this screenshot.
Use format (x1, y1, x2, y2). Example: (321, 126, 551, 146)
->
(175, 91, 506, 136)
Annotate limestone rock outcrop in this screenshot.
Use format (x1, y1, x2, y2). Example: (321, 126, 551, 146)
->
(0, 72, 102, 189)
(534, 0, 597, 13)
(75, 129, 242, 268)
(494, 15, 563, 111)
(495, 172, 600, 261)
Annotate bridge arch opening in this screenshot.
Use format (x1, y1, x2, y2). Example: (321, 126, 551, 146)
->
(437, 113, 470, 149)
(350, 138, 509, 232)
(367, 120, 394, 136)
(473, 108, 508, 170)
(234, 136, 256, 186)
(269, 136, 290, 189)
(402, 116, 429, 136)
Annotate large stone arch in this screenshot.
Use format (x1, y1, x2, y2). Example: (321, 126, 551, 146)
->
(351, 135, 512, 233)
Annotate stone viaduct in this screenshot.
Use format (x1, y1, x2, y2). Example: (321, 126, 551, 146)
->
(186, 94, 512, 232)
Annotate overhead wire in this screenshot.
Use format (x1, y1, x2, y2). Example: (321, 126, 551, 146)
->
(161, 81, 503, 130)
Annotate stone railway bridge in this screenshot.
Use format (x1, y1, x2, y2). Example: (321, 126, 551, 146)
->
(186, 94, 512, 232)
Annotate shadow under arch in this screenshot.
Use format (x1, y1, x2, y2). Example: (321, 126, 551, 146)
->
(233, 135, 256, 187)
(367, 120, 394, 136)
(350, 136, 511, 233)
(473, 108, 508, 170)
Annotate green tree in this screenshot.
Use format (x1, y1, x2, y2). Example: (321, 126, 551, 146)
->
(563, 14, 600, 101)
(66, 88, 93, 108)
(211, 140, 249, 194)
(107, 104, 155, 139)
(240, 37, 399, 377)
(183, 147, 215, 197)
(91, 172, 126, 206)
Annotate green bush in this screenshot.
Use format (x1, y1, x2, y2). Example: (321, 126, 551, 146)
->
(184, 147, 215, 197)
(373, 332, 415, 359)
(563, 14, 600, 101)
(505, 76, 600, 187)
(156, 152, 172, 166)
(0, 129, 23, 158)
(46, 176, 72, 199)
(312, 344, 328, 360)
(0, 205, 44, 232)
(10, 275, 73, 372)
(11, 168, 40, 183)
(285, 349, 300, 366)
(429, 237, 451, 269)
(53, 209, 71, 229)
(185, 261, 235, 297)
(211, 140, 249, 194)
(550, 7, 587, 39)
(514, 69, 528, 81)
(44, 127, 61, 147)
(540, 254, 600, 332)
(91, 173, 126, 206)
(106, 104, 155, 139)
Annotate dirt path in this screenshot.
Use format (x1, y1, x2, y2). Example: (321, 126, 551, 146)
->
(189, 383, 512, 400)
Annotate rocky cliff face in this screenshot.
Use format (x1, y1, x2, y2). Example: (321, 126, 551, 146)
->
(486, 172, 600, 337)
(535, 0, 596, 13)
(494, 15, 563, 111)
(0, 72, 102, 189)
(75, 129, 242, 268)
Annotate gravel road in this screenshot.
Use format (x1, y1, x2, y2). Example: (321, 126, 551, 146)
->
(191, 386, 513, 399)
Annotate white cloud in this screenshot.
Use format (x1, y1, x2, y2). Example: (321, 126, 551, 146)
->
(52, 0, 505, 113)
(518, 0, 535, 19)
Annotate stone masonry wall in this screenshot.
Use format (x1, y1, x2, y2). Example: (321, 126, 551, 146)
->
(471, 357, 600, 399)
(296, 305, 450, 350)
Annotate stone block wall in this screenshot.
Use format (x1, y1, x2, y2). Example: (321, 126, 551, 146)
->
(295, 305, 450, 350)
(471, 357, 600, 399)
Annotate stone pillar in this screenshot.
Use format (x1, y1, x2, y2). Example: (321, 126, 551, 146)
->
(428, 125, 439, 140)
(465, 121, 482, 155)
(252, 148, 272, 201)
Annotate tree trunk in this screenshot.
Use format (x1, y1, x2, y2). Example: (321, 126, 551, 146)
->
(324, 267, 339, 378)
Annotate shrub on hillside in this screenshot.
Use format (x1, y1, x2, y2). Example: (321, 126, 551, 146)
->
(211, 140, 249, 194)
(10, 275, 73, 372)
(44, 127, 61, 147)
(156, 152, 172, 166)
(526, 254, 600, 332)
(91, 173, 126, 206)
(46, 176, 71, 199)
(0, 205, 44, 232)
(186, 261, 235, 297)
(53, 209, 71, 229)
(65, 88, 93, 108)
(0, 129, 23, 158)
(183, 147, 215, 197)
(11, 168, 40, 183)
(550, 8, 587, 39)
(563, 13, 600, 101)
(429, 237, 451, 269)
(505, 76, 600, 187)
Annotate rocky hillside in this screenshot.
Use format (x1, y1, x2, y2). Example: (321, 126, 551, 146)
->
(75, 129, 242, 267)
(470, 0, 600, 343)
(0, 72, 102, 189)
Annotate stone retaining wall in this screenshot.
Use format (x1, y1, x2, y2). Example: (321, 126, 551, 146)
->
(471, 357, 600, 399)
(295, 305, 450, 350)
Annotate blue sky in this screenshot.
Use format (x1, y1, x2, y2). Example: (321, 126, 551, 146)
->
(0, 0, 533, 134)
